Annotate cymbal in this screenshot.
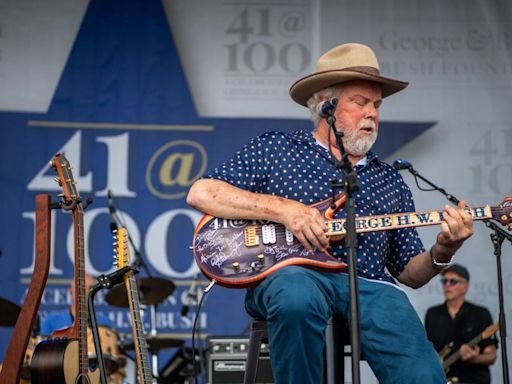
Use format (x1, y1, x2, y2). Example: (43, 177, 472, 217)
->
(121, 335, 184, 351)
(0, 297, 21, 326)
(105, 277, 176, 307)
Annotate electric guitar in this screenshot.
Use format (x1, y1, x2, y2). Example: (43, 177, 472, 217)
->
(193, 194, 512, 288)
(442, 322, 499, 373)
(31, 154, 99, 384)
(114, 228, 153, 383)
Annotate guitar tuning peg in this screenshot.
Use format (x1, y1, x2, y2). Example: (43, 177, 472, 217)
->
(57, 193, 64, 198)
(53, 177, 62, 185)
(112, 241, 118, 246)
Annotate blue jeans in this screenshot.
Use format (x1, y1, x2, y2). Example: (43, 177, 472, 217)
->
(245, 266, 446, 384)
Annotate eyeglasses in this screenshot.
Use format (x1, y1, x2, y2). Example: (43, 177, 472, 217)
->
(440, 278, 465, 286)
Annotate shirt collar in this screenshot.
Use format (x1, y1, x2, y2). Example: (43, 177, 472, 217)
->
(285, 129, 379, 166)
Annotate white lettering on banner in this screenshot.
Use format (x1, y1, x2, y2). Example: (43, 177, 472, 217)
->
(66, 207, 141, 276)
(95, 132, 136, 197)
(469, 127, 512, 194)
(103, 309, 207, 331)
(145, 209, 203, 278)
(20, 209, 63, 275)
(21, 286, 70, 306)
(27, 130, 93, 191)
(20, 207, 202, 278)
(27, 131, 136, 196)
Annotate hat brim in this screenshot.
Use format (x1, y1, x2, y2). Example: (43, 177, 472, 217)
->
(289, 69, 409, 106)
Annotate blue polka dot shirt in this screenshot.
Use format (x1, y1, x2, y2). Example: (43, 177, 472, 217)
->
(205, 130, 425, 284)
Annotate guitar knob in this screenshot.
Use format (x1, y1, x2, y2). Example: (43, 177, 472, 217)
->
(257, 254, 265, 264)
(232, 262, 240, 271)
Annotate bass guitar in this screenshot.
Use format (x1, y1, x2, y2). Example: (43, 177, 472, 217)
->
(442, 322, 499, 374)
(193, 194, 512, 288)
(31, 154, 99, 384)
(114, 227, 153, 383)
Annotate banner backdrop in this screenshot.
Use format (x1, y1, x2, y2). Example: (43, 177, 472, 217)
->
(0, 0, 511, 382)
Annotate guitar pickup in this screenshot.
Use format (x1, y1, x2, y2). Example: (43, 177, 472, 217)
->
(244, 225, 260, 247)
(261, 224, 276, 245)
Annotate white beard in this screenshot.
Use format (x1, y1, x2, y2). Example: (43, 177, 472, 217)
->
(342, 119, 377, 157)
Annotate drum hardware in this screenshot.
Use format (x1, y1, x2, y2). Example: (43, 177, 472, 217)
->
(87, 325, 126, 376)
(105, 277, 176, 308)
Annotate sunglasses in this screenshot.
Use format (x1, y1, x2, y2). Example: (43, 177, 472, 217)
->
(440, 278, 465, 286)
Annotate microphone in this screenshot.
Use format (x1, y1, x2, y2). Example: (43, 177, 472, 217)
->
(315, 98, 338, 118)
(393, 159, 413, 170)
(107, 189, 118, 232)
(180, 275, 199, 317)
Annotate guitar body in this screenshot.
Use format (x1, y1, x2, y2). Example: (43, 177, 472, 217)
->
(193, 193, 512, 288)
(31, 338, 99, 384)
(193, 194, 347, 288)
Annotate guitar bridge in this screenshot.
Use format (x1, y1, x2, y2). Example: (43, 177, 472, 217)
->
(244, 225, 260, 247)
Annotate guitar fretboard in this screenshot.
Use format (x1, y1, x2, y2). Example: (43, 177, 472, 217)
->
(126, 273, 153, 383)
(76, 207, 89, 376)
(327, 206, 492, 236)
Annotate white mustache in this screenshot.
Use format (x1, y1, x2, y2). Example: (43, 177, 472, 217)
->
(358, 119, 376, 130)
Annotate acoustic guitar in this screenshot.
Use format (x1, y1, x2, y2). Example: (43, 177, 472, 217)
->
(31, 153, 99, 384)
(193, 194, 512, 288)
(114, 227, 153, 383)
(442, 322, 499, 374)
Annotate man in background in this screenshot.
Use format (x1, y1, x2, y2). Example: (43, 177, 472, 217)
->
(425, 264, 498, 384)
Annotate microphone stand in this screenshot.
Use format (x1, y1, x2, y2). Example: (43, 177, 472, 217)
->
(324, 100, 361, 384)
(401, 164, 511, 384)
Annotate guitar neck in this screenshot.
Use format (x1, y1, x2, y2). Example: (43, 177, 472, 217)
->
(443, 333, 483, 370)
(327, 206, 492, 236)
(125, 273, 153, 383)
(73, 207, 89, 376)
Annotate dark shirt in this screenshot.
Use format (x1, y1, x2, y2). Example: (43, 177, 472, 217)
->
(205, 129, 425, 284)
(425, 301, 498, 384)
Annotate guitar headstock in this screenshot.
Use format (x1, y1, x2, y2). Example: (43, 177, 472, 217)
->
(491, 197, 512, 230)
(113, 227, 131, 270)
(482, 322, 499, 339)
(50, 153, 80, 210)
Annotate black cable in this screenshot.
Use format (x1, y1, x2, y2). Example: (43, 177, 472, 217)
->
(192, 280, 216, 384)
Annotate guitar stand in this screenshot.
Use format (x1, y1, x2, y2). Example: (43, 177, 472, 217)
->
(88, 266, 139, 384)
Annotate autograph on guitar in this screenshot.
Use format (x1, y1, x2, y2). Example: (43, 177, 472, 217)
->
(193, 194, 512, 288)
(31, 154, 99, 384)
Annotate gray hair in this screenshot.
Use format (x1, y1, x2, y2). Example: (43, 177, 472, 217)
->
(306, 85, 343, 125)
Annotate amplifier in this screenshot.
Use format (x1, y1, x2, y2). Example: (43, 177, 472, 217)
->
(207, 336, 274, 384)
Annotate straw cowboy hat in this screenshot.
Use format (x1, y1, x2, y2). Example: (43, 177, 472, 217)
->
(289, 43, 408, 106)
